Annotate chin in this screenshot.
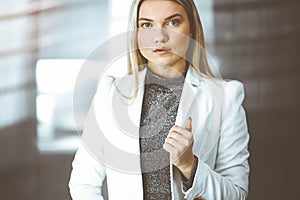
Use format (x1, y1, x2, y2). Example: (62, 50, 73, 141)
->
(150, 59, 176, 67)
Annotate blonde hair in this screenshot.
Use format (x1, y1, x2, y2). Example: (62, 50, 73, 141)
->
(127, 0, 214, 77)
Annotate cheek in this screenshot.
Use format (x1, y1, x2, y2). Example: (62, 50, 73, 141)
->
(138, 32, 149, 50)
(137, 33, 143, 49)
(172, 34, 190, 55)
(175, 25, 191, 51)
(137, 34, 150, 60)
(137, 30, 153, 47)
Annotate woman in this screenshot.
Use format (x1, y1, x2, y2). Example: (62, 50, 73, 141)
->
(69, 0, 250, 200)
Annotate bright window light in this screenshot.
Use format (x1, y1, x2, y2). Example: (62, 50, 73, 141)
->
(36, 94, 55, 122)
(36, 59, 85, 153)
(36, 59, 84, 94)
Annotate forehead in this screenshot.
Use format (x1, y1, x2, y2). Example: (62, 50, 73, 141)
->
(138, 0, 187, 19)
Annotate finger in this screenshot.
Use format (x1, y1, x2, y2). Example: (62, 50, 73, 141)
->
(185, 117, 192, 132)
(165, 137, 182, 149)
(169, 126, 193, 142)
(166, 131, 193, 146)
(165, 135, 193, 151)
(163, 142, 182, 161)
(167, 130, 184, 141)
(163, 142, 176, 154)
(170, 125, 190, 136)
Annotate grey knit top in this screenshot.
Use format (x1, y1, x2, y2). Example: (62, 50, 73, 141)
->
(139, 66, 196, 200)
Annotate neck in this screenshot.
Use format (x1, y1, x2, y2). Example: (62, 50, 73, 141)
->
(147, 61, 187, 78)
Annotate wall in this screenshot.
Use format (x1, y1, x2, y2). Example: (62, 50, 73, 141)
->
(212, 0, 300, 199)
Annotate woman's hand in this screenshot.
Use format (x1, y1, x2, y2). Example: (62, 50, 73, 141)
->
(163, 118, 195, 179)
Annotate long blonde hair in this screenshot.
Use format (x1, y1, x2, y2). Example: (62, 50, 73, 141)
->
(123, 0, 214, 101)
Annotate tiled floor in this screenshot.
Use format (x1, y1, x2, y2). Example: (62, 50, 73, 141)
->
(247, 108, 300, 199)
(0, 120, 73, 200)
(0, 119, 109, 200)
(36, 153, 74, 200)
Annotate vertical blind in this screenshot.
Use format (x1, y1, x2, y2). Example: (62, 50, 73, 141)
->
(213, 0, 300, 111)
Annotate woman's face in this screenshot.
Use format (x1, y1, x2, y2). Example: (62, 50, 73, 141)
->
(137, 0, 191, 73)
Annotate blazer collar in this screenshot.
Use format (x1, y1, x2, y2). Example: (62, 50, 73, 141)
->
(185, 65, 202, 87)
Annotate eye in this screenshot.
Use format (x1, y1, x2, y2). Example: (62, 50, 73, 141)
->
(167, 19, 180, 26)
(141, 22, 152, 28)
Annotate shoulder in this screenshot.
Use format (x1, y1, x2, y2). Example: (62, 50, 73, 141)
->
(200, 78, 246, 119)
(95, 68, 147, 100)
(222, 79, 245, 105)
(188, 67, 244, 98)
(200, 78, 245, 101)
(221, 79, 246, 121)
(203, 78, 244, 93)
(94, 75, 115, 97)
(105, 67, 146, 86)
(94, 70, 135, 96)
(223, 79, 244, 94)
(203, 78, 245, 98)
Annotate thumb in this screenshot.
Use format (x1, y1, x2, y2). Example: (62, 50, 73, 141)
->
(185, 117, 192, 132)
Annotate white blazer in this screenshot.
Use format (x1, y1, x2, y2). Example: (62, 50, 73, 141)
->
(69, 66, 250, 200)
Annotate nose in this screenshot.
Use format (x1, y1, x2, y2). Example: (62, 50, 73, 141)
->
(153, 28, 169, 44)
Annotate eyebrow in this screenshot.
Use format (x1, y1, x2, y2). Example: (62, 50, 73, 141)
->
(138, 13, 183, 22)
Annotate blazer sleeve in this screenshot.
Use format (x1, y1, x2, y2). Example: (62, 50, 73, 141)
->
(69, 141, 106, 200)
(183, 80, 250, 200)
(69, 76, 114, 200)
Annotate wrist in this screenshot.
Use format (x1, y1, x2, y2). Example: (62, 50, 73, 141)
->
(178, 155, 195, 179)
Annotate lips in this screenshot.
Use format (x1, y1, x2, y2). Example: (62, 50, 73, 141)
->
(153, 47, 171, 55)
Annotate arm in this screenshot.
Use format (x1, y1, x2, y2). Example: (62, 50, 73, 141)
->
(69, 142, 106, 200)
(69, 101, 107, 200)
(184, 81, 250, 200)
(69, 76, 114, 200)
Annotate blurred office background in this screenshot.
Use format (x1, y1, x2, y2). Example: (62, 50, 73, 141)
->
(0, 0, 299, 199)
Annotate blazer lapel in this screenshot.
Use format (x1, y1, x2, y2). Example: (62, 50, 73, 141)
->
(175, 67, 217, 158)
(127, 69, 147, 131)
(112, 69, 147, 130)
(175, 66, 201, 127)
